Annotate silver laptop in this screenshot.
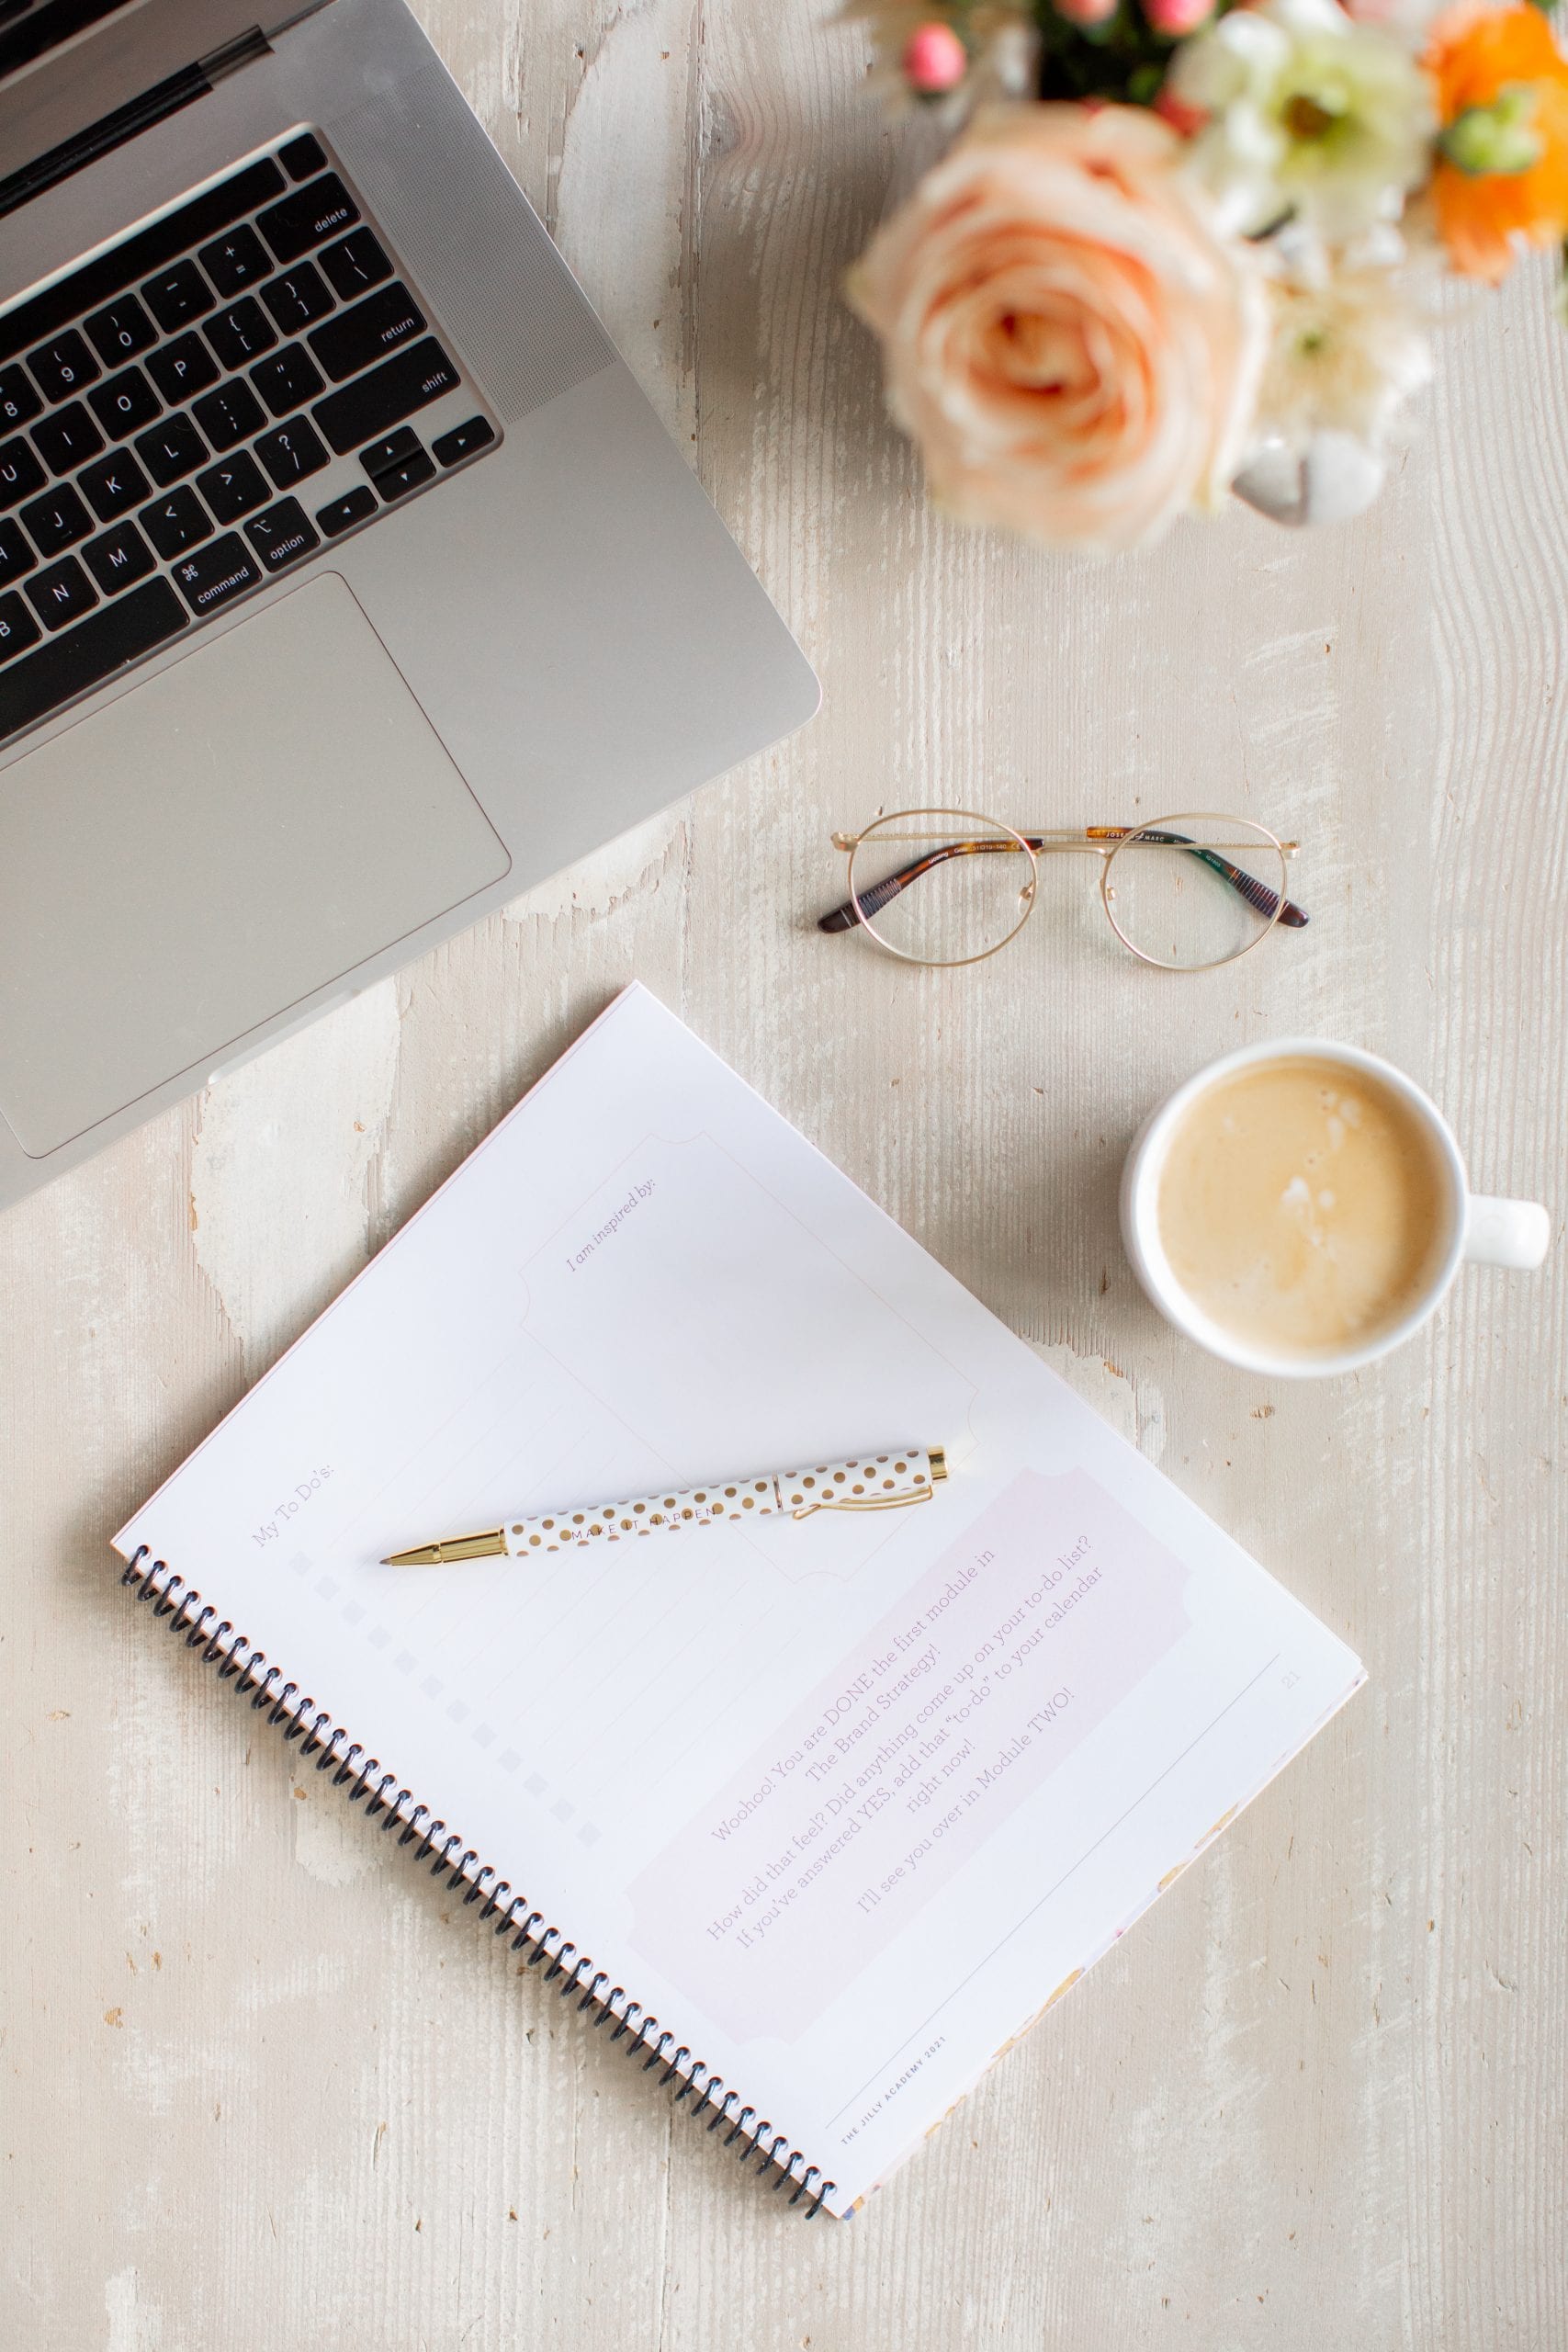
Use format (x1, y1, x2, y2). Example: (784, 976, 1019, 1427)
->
(0, 0, 818, 1214)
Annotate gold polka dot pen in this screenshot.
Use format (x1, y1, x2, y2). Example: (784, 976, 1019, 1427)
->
(380, 1447, 949, 1566)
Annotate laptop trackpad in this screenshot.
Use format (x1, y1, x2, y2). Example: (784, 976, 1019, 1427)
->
(0, 574, 510, 1158)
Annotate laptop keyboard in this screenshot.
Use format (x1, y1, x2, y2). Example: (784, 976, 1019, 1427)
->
(0, 131, 498, 749)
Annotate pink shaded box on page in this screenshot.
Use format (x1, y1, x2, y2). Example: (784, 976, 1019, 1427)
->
(628, 1467, 1190, 2042)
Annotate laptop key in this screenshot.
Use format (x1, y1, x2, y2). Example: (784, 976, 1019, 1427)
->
(312, 339, 459, 456)
(191, 379, 266, 453)
(134, 413, 208, 487)
(245, 496, 320, 571)
(373, 450, 435, 501)
(0, 590, 41, 663)
(20, 483, 92, 555)
(315, 485, 377, 537)
(141, 259, 215, 335)
(262, 261, 334, 337)
(32, 401, 104, 477)
(84, 294, 157, 368)
(204, 297, 276, 372)
(319, 227, 391, 302)
(0, 576, 186, 741)
(279, 131, 327, 184)
(147, 332, 220, 406)
(140, 486, 213, 560)
(0, 435, 47, 510)
(0, 364, 42, 431)
(357, 425, 421, 481)
(170, 531, 264, 617)
(27, 330, 99, 403)
(86, 367, 161, 439)
(251, 343, 324, 419)
(81, 519, 156, 596)
(197, 451, 270, 525)
(26, 555, 97, 632)
(255, 415, 329, 489)
(308, 283, 425, 383)
(258, 173, 360, 264)
(198, 225, 271, 299)
(0, 516, 36, 587)
(79, 448, 152, 523)
(433, 415, 495, 468)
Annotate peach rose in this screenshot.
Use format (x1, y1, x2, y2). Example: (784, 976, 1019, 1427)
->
(847, 105, 1269, 551)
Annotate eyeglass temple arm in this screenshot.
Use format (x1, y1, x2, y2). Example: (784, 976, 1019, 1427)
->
(818, 838, 1018, 933)
(818, 832, 1309, 933)
(1087, 828, 1309, 929)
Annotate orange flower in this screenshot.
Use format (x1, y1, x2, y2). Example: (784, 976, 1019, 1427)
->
(1426, 1, 1568, 281)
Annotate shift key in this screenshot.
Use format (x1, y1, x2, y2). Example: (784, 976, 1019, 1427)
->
(311, 337, 459, 456)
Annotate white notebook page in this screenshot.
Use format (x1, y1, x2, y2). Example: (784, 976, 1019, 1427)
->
(116, 984, 1362, 2215)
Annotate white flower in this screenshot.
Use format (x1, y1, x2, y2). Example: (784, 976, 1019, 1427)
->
(1252, 255, 1431, 451)
(1171, 0, 1436, 239)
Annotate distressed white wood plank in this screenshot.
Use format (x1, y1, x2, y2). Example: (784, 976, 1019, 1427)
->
(2, 0, 1566, 2342)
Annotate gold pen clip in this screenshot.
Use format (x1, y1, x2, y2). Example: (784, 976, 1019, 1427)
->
(788, 1446, 947, 1521)
(791, 1480, 939, 1521)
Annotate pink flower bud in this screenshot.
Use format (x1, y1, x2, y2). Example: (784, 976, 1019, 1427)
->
(1142, 0, 1213, 33)
(901, 21, 968, 93)
(1053, 0, 1120, 28)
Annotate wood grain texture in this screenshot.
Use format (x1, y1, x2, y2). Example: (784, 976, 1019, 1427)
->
(4, 0, 1566, 2344)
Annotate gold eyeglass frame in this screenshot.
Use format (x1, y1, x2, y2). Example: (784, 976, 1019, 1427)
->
(822, 808, 1306, 973)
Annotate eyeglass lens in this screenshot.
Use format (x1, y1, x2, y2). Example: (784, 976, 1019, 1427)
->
(847, 812, 1035, 965)
(1102, 817, 1287, 971)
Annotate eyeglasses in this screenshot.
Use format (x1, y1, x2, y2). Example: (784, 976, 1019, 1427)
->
(818, 808, 1308, 972)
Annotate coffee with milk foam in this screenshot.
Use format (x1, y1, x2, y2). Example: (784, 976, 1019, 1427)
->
(1156, 1056, 1452, 1358)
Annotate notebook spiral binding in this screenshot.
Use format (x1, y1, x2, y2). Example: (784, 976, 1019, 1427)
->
(122, 1545, 836, 2216)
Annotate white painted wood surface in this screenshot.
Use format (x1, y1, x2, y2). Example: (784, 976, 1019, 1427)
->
(4, 2, 1566, 2343)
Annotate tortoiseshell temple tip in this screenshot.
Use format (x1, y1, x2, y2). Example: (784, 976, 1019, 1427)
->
(1279, 903, 1310, 930)
(818, 902, 861, 933)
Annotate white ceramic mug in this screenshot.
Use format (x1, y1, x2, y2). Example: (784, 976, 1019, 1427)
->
(1121, 1038, 1551, 1377)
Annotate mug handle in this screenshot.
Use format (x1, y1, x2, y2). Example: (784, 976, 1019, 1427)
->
(1464, 1194, 1552, 1271)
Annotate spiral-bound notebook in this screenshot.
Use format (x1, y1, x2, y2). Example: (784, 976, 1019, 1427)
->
(114, 983, 1362, 2217)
